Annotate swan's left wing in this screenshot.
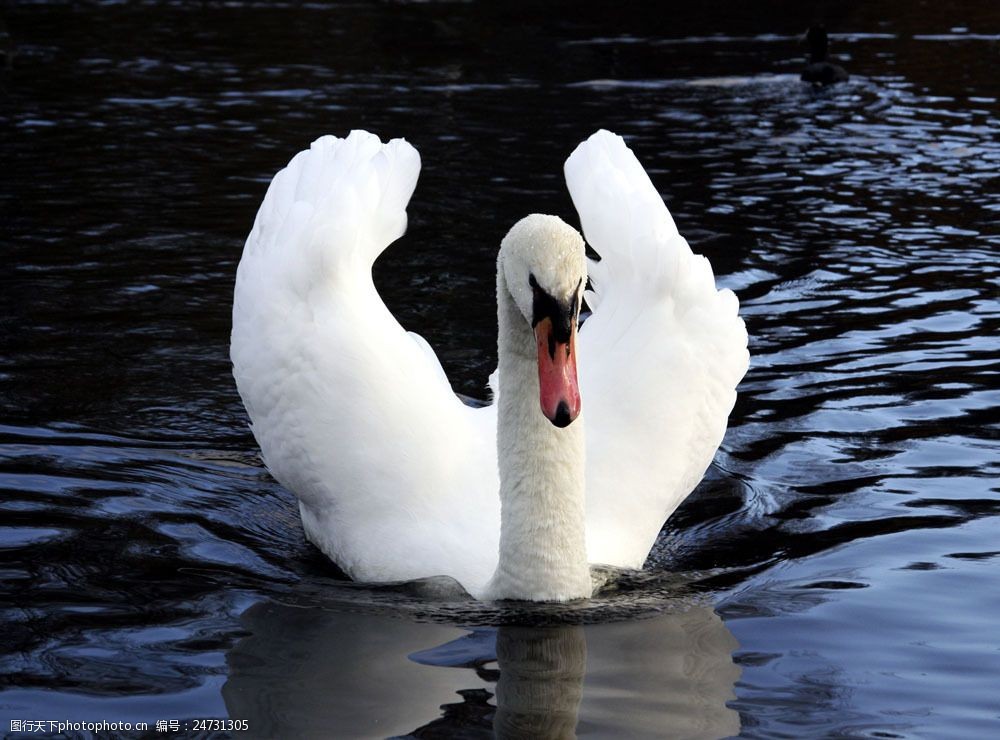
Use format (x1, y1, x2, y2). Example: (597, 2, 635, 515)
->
(565, 131, 749, 567)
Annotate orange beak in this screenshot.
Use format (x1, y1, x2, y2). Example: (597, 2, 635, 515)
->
(534, 316, 581, 428)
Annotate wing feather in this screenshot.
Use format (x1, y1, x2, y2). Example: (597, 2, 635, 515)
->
(566, 131, 749, 567)
(232, 132, 499, 590)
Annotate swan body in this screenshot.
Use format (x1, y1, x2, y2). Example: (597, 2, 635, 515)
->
(231, 130, 749, 600)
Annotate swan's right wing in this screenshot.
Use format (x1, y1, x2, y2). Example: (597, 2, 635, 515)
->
(565, 131, 749, 567)
(231, 132, 499, 589)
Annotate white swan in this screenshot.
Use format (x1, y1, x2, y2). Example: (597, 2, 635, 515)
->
(231, 130, 748, 601)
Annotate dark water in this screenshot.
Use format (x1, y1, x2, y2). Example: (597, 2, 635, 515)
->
(2, 2, 999, 737)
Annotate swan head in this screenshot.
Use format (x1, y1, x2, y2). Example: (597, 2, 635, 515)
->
(500, 214, 586, 428)
(805, 25, 829, 62)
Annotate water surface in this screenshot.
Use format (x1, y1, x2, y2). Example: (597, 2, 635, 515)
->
(2, 2, 999, 737)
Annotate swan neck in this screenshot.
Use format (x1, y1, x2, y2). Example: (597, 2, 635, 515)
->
(486, 268, 590, 602)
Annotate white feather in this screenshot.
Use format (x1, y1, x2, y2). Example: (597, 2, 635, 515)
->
(567, 130, 750, 566)
(231, 129, 748, 597)
(232, 131, 499, 592)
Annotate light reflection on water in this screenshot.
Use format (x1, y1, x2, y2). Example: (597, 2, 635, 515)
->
(1, 2, 999, 737)
(224, 602, 740, 738)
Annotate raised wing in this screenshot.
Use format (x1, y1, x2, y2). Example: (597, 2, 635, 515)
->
(231, 132, 499, 588)
(565, 131, 749, 567)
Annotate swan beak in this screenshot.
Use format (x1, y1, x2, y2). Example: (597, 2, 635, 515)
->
(535, 317, 581, 428)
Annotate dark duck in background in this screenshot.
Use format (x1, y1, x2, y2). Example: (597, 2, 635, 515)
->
(801, 25, 849, 86)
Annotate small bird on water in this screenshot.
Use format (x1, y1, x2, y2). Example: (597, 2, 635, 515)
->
(801, 25, 849, 86)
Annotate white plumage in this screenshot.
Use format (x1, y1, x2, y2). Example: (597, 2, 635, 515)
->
(231, 129, 748, 599)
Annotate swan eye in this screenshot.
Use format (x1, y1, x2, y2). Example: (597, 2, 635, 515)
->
(530, 276, 576, 344)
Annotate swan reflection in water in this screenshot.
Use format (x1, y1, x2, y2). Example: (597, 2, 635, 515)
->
(223, 600, 741, 738)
